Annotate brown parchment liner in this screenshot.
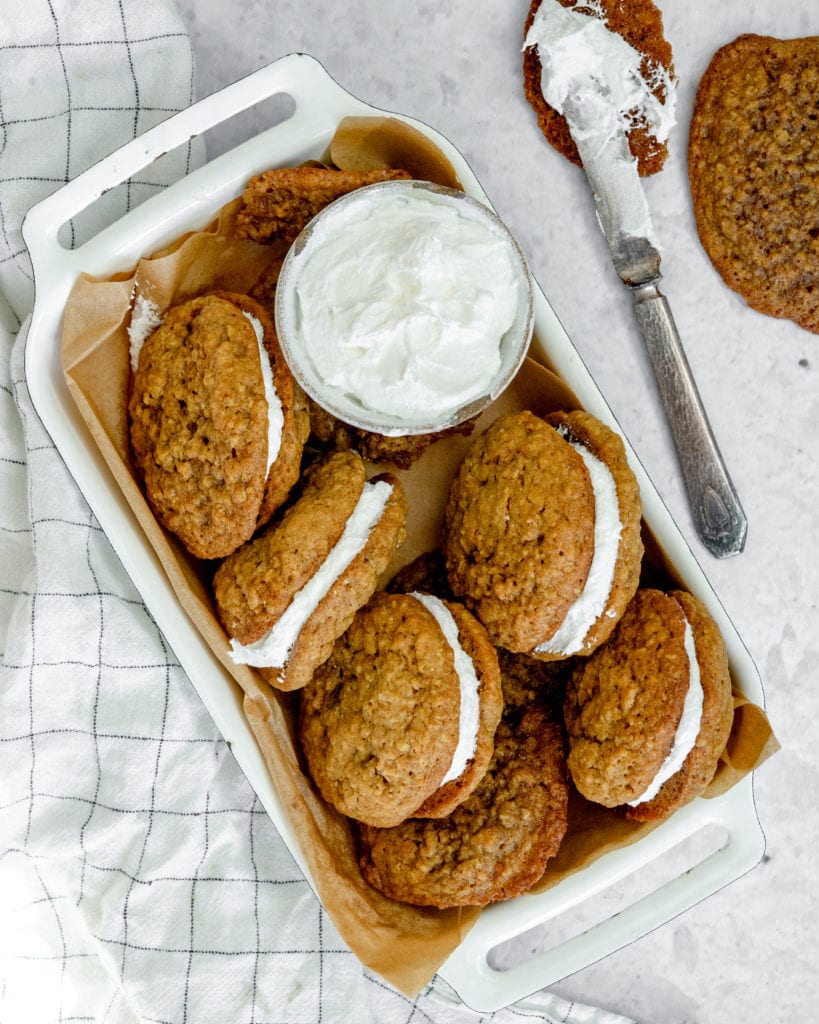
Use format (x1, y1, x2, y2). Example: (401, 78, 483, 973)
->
(60, 116, 778, 997)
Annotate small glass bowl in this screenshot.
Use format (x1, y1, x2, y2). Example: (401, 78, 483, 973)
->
(274, 179, 534, 437)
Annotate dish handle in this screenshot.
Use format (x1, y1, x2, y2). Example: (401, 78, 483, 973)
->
(437, 779, 764, 1012)
(22, 52, 359, 273)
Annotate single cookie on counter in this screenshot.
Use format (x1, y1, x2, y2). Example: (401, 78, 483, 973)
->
(358, 706, 569, 908)
(522, 0, 675, 176)
(563, 588, 734, 822)
(443, 409, 642, 660)
(128, 291, 308, 560)
(299, 590, 503, 828)
(213, 450, 407, 691)
(688, 33, 819, 333)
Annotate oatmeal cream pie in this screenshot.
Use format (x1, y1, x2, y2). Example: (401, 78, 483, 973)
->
(443, 409, 642, 660)
(213, 450, 407, 692)
(563, 588, 734, 822)
(358, 706, 569, 908)
(298, 590, 503, 828)
(129, 291, 308, 560)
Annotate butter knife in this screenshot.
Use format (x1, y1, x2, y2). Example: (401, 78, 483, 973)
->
(568, 109, 747, 559)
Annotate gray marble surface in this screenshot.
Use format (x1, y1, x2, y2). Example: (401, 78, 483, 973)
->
(174, 2, 818, 1021)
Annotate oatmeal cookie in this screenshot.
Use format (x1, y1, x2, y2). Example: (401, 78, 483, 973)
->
(523, 0, 675, 176)
(564, 588, 734, 821)
(443, 409, 642, 659)
(234, 165, 412, 246)
(688, 34, 819, 333)
(299, 591, 502, 827)
(358, 707, 569, 908)
(129, 292, 306, 559)
(213, 450, 407, 691)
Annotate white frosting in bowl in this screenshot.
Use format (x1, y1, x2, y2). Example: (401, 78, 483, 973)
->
(275, 180, 533, 436)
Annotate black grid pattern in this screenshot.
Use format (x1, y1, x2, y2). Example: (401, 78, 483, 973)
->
(0, 3, 635, 1022)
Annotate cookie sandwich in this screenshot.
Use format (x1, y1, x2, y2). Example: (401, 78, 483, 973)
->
(298, 590, 503, 828)
(443, 409, 642, 660)
(129, 291, 308, 560)
(563, 588, 734, 822)
(213, 450, 407, 692)
(358, 705, 569, 908)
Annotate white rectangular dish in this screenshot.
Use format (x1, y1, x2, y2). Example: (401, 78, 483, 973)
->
(22, 53, 766, 1012)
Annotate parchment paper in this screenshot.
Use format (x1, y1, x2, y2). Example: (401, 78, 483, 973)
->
(60, 115, 778, 996)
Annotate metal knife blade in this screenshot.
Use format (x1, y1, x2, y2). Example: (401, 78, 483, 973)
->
(570, 119, 747, 558)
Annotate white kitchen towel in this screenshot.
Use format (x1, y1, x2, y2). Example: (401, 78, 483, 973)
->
(0, 3, 638, 1022)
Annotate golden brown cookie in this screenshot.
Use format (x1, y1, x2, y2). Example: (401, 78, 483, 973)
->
(298, 591, 502, 827)
(129, 292, 306, 560)
(688, 34, 819, 333)
(523, 0, 675, 176)
(563, 588, 734, 821)
(213, 450, 407, 691)
(234, 166, 412, 246)
(497, 647, 572, 719)
(443, 409, 642, 659)
(358, 707, 569, 908)
(541, 409, 643, 658)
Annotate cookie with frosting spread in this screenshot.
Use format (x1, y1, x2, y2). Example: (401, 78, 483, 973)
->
(298, 590, 503, 827)
(442, 409, 642, 660)
(213, 450, 407, 691)
(689, 34, 819, 333)
(564, 588, 734, 821)
(358, 706, 568, 908)
(522, 0, 675, 176)
(129, 291, 308, 559)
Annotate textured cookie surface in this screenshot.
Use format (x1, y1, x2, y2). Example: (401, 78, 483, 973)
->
(523, 0, 675, 176)
(129, 293, 270, 559)
(689, 34, 819, 333)
(213, 450, 407, 691)
(234, 166, 411, 246)
(542, 409, 643, 658)
(411, 600, 503, 820)
(299, 592, 464, 827)
(564, 589, 691, 807)
(213, 291, 308, 526)
(358, 708, 569, 908)
(443, 410, 595, 653)
(564, 588, 733, 819)
(629, 590, 734, 821)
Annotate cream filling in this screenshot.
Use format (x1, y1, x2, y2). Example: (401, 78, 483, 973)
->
(243, 312, 284, 475)
(523, 0, 677, 247)
(535, 430, 622, 656)
(627, 606, 704, 806)
(128, 292, 163, 372)
(412, 592, 481, 786)
(228, 480, 393, 670)
(289, 188, 519, 425)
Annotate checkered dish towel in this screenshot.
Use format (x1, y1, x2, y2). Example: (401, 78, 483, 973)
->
(0, 3, 639, 1022)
